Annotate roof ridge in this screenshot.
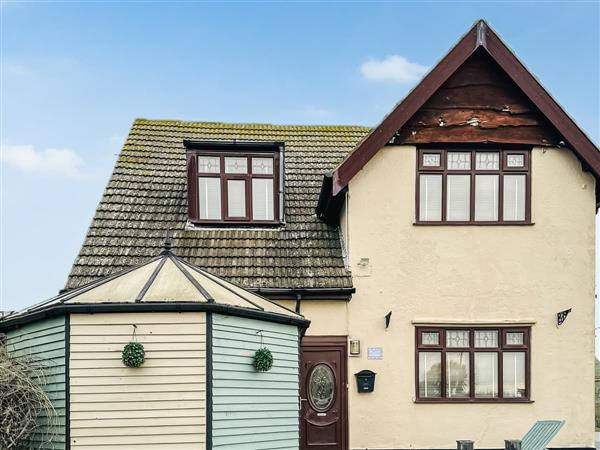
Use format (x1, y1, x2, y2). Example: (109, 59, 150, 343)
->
(133, 118, 372, 131)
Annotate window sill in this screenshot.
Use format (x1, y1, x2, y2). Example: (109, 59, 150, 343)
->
(185, 220, 284, 230)
(414, 399, 534, 404)
(413, 221, 535, 226)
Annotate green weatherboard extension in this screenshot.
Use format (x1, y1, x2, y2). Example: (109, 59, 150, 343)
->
(6, 315, 68, 449)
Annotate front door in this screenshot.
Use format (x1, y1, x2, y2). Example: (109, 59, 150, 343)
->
(300, 336, 347, 450)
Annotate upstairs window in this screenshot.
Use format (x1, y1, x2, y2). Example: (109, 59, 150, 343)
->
(185, 141, 282, 225)
(417, 149, 531, 224)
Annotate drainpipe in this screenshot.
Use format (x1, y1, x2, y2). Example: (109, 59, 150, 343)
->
(295, 293, 302, 314)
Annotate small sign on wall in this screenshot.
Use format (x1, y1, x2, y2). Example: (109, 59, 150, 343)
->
(367, 347, 383, 360)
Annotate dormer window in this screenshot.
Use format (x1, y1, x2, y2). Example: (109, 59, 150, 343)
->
(185, 141, 283, 225)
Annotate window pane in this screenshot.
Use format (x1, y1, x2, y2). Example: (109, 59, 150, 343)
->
(198, 177, 221, 220)
(475, 330, 498, 348)
(227, 180, 246, 218)
(448, 152, 471, 170)
(225, 157, 247, 174)
(252, 157, 274, 174)
(419, 175, 442, 221)
(423, 153, 441, 167)
(447, 175, 471, 221)
(476, 152, 500, 170)
(418, 352, 441, 398)
(506, 332, 524, 346)
(503, 175, 526, 221)
(252, 178, 274, 220)
(422, 332, 439, 346)
(198, 156, 220, 173)
(507, 154, 524, 168)
(475, 353, 498, 398)
(446, 352, 470, 398)
(446, 330, 469, 347)
(503, 352, 526, 398)
(475, 175, 499, 221)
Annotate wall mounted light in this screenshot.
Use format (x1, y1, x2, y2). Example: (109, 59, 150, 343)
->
(349, 339, 361, 356)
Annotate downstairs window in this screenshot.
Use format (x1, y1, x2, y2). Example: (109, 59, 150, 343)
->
(416, 326, 530, 402)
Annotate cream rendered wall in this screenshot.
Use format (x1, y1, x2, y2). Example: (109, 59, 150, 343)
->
(339, 145, 595, 449)
(276, 300, 349, 336)
(69, 312, 206, 449)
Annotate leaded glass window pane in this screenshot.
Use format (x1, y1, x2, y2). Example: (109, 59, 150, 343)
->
(506, 332, 524, 346)
(507, 154, 524, 167)
(446, 352, 470, 398)
(474, 330, 498, 348)
(419, 174, 442, 221)
(503, 352, 526, 398)
(475, 352, 498, 398)
(422, 332, 439, 346)
(252, 157, 274, 174)
(446, 330, 469, 348)
(224, 157, 247, 174)
(476, 152, 500, 170)
(308, 364, 335, 412)
(198, 156, 220, 173)
(423, 153, 441, 167)
(418, 352, 441, 398)
(448, 152, 471, 170)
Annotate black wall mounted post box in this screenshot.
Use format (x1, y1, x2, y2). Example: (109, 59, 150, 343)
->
(355, 370, 376, 393)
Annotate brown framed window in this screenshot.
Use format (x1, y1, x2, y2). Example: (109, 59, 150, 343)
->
(416, 149, 531, 224)
(185, 141, 282, 225)
(415, 326, 530, 402)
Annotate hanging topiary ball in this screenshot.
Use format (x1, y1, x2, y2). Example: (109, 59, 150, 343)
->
(253, 347, 273, 372)
(122, 341, 145, 368)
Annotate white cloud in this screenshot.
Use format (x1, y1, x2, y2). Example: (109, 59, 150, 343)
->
(360, 55, 429, 84)
(1, 144, 86, 179)
(2, 63, 36, 79)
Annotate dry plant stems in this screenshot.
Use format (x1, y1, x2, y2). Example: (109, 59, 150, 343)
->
(0, 345, 58, 449)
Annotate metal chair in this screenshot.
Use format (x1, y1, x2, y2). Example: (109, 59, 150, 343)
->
(520, 420, 565, 450)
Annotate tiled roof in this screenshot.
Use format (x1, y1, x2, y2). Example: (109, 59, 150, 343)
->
(66, 119, 371, 291)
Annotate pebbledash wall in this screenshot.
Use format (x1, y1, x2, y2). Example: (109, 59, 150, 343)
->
(283, 145, 595, 449)
(4, 311, 301, 450)
(6, 316, 68, 449)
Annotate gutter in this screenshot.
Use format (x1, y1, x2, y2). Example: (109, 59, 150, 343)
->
(0, 302, 311, 333)
(250, 287, 355, 301)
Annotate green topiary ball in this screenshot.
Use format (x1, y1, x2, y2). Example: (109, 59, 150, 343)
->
(122, 341, 145, 368)
(253, 347, 273, 372)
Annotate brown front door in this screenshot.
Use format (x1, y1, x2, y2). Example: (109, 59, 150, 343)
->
(300, 336, 347, 450)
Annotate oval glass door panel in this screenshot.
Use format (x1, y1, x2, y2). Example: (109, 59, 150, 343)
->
(308, 363, 335, 412)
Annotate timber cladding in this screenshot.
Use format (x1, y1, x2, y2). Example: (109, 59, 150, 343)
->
(6, 316, 67, 449)
(393, 50, 560, 147)
(68, 312, 206, 449)
(211, 313, 300, 449)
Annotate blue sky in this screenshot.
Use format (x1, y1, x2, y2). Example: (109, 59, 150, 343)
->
(1, 1, 599, 314)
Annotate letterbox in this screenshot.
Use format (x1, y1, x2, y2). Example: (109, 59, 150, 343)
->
(355, 370, 376, 393)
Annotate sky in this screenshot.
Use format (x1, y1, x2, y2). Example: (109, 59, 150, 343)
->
(1, 2, 599, 316)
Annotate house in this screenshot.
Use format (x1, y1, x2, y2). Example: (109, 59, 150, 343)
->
(3, 19, 598, 449)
